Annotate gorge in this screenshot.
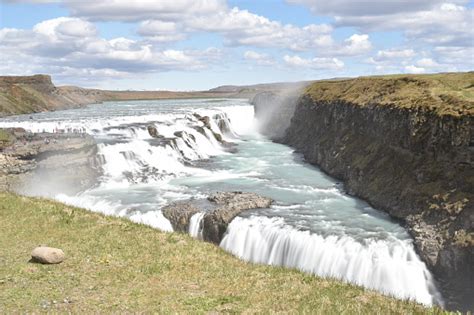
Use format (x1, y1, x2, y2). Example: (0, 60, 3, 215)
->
(0, 72, 472, 312)
(252, 72, 474, 311)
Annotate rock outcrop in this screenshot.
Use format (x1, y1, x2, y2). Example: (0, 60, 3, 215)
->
(254, 73, 474, 312)
(162, 191, 273, 244)
(162, 202, 201, 233)
(202, 192, 273, 243)
(0, 129, 100, 195)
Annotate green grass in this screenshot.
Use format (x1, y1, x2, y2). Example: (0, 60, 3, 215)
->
(305, 72, 474, 116)
(0, 129, 13, 149)
(0, 192, 448, 313)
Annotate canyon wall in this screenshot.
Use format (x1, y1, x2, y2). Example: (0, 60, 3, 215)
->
(254, 72, 474, 311)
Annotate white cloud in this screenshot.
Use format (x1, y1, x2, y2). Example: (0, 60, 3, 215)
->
(286, 0, 468, 16)
(289, 1, 473, 49)
(137, 20, 186, 42)
(339, 34, 371, 55)
(8, 0, 374, 56)
(435, 46, 474, 65)
(33, 17, 97, 40)
(4, 0, 60, 3)
(283, 55, 344, 70)
(64, 0, 227, 22)
(243, 50, 275, 66)
(183, 7, 335, 51)
(416, 58, 440, 68)
(339, 3, 473, 48)
(367, 45, 472, 74)
(405, 65, 426, 74)
(54, 1, 362, 54)
(0, 17, 222, 81)
(374, 49, 416, 60)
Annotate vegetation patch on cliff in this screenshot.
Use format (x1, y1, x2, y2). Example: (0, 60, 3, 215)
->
(0, 192, 444, 313)
(304, 72, 474, 116)
(0, 129, 13, 149)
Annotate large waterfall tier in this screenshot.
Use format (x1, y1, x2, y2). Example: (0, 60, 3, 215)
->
(0, 98, 442, 306)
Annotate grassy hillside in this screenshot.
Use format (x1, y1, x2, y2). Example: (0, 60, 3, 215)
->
(0, 192, 445, 313)
(304, 72, 474, 116)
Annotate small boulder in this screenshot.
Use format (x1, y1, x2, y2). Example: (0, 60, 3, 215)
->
(31, 246, 65, 264)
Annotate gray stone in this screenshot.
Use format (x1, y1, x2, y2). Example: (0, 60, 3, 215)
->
(31, 246, 65, 264)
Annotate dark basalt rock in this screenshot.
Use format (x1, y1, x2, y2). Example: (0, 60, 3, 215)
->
(161, 191, 273, 244)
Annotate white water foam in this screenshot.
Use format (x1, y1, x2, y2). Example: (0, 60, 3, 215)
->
(43, 105, 256, 233)
(218, 105, 258, 136)
(220, 216, 442, 306)
(189, 212, 205, 239)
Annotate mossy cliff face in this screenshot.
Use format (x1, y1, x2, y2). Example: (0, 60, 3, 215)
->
(254, 73, 474, 312)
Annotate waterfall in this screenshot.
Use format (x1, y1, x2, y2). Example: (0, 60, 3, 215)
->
(189, 212, 205, 239)
(220, 216, 443, 306)
(0, 100, 443, 307)
(0, 103, 255, 234)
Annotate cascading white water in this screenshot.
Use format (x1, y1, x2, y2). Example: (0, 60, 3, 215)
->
(189, 212, 205, 239)
(0, 99, 443, 306)
(220, 216, 441, 306)
(1, 100, 249, 232)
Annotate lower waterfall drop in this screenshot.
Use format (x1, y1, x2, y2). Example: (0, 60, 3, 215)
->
(220, 216, 442, 306)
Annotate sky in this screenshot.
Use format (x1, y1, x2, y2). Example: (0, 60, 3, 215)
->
(0, 0, 473, 90)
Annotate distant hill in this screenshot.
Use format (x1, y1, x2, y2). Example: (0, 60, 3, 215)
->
(209, 81, 314, 93)
(0, 74, 312, 117)
(0, 75, 104, 116)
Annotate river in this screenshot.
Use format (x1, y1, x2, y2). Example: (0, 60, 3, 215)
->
(0, 98, 443, 306)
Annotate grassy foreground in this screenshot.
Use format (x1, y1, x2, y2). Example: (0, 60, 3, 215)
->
(0, 192, 444, 313)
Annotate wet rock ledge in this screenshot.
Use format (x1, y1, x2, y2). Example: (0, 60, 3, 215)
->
(162, 191, 273, 244)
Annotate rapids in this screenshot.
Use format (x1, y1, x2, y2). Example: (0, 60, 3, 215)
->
(0, 98, 443, 306)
